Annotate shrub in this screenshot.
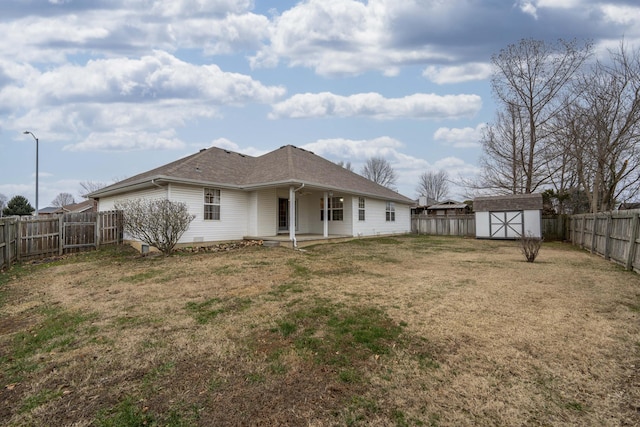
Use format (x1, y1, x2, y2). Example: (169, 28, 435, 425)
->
(520, 232, 543, 262)
(115, 198, 195, 256)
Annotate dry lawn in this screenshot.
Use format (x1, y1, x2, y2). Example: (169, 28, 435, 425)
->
(0, 235, 639, 426)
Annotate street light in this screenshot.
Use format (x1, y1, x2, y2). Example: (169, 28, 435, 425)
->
(23, 131, 39, 216)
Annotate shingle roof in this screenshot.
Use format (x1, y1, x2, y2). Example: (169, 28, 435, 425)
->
(474, 193, 543, 211)
(89, 145, 413, 203)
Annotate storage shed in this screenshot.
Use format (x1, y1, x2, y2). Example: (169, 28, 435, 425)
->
(474, 193, 543, 239)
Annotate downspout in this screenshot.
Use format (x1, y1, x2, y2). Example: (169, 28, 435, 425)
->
(290, 183, 305, 248)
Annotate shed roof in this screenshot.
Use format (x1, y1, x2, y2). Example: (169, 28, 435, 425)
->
(473, 193, 543, 212)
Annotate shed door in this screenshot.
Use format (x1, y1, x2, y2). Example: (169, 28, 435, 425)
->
(490, 211, 523, 239)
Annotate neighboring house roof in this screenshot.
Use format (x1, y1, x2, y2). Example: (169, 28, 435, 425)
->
(89, 145, 414, 204)
(61, 199, 95, 213)
(474, 193, 543, 211)
(38, 206, 59, 215)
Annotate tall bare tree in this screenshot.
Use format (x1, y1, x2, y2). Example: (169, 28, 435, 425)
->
(51, 192, 76, 207)
(361, 156, 397, 189)
(477, 103, 528, 194)
(416, 170, 449, 201)
(562, 43, 640, 212)
(487, 38, 592, 194)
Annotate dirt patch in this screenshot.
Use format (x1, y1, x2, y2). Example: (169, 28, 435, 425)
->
(1, 237, 639, 426)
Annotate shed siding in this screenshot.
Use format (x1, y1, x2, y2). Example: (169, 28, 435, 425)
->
(475, 212, 491, 238)
(523, 210, 542, 238)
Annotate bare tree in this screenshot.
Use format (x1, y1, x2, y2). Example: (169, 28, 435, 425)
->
(336, 160, 354, 172)
(488, 38, 592, 194)
(115, 198, 195, 255)
(51, 192, 76, 207)
(79, 181, 108, 197)
(361, 156, 397, 189)
(477, 104, 528, 194)
(565, 43, 640, 212)
(416, 170, 449, 201)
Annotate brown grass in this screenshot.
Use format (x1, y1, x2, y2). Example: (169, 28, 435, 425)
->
(1, 235, 639, 426)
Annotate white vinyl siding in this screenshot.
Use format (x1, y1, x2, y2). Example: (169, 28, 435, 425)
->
(168, 184, 248, 243)
(352, 198, 410, 236)
(97, 187, 168, 211)
(256, 188, 277, 236)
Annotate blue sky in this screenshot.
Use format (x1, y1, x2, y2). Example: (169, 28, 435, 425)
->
(1, 0, 639, 209)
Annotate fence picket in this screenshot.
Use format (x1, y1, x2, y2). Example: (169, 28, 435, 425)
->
(0, 210, 122, 270)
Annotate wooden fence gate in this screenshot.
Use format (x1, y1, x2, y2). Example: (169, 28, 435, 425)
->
(0, 211, 122, 269)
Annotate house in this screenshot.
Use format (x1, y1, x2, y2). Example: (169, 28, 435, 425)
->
(424, 200, 471, 216)
(37, 200, 96, 216)
(474, 193, 543, 239)
(88, 145, 414, 248)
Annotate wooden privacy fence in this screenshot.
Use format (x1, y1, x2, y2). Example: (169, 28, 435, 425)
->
(411, 214, 476, 237)
(411, 214, 567, 240)
(568, 210, 640, 272)
(0, 211, 122, 270)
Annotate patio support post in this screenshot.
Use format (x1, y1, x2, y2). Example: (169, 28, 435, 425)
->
(323, 191, 329, 237)
(289, 186, 296, 245)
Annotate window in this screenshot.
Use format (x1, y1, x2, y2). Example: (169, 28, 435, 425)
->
(204, 188, 220, 220)
(320, 196, 344, 221)
(358, 197, 365, 221)
(386, 201, 395, 222)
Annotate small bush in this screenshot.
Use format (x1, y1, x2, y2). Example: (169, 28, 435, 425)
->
(115, 198, 195, 256)
(520, 232, 543, 262)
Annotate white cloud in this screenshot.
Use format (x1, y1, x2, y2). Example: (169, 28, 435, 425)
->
(517, 1, 538, 19)
(434, 124, 485, 148)
(13, 51, 284, 107)
(423, 63, 492, 84)
(1, 52, 286, 149)
(250, 0, 450, 76)
(64, 130, 186, 152)
(600, 4, 640, 26)
(270, 92, 481, 120)
(302, 137, 407, 161)
(209, 138, 269, 157)
(0, 2, 268, 63)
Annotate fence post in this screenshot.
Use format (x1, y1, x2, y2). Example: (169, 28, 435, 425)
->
(589, 214, 597, 254)
(626, 212, 639, 271)
(1, 220, 7, 269)
(604, 214, 612, 260)
(58, 215, 64, 256)
(95, 212, 101, 249)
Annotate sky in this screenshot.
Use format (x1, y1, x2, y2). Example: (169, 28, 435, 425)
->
(1, 0, 639, 210)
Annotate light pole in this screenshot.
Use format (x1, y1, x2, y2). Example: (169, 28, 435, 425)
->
(23, 131, 39, 216)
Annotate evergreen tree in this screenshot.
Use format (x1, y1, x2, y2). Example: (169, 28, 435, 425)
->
(3, 195, 35, 216)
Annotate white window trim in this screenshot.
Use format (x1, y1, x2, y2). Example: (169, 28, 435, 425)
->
(386, 201, 395, 222)
(204, 188, 221, 221)
(358, 197, 366, 221)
